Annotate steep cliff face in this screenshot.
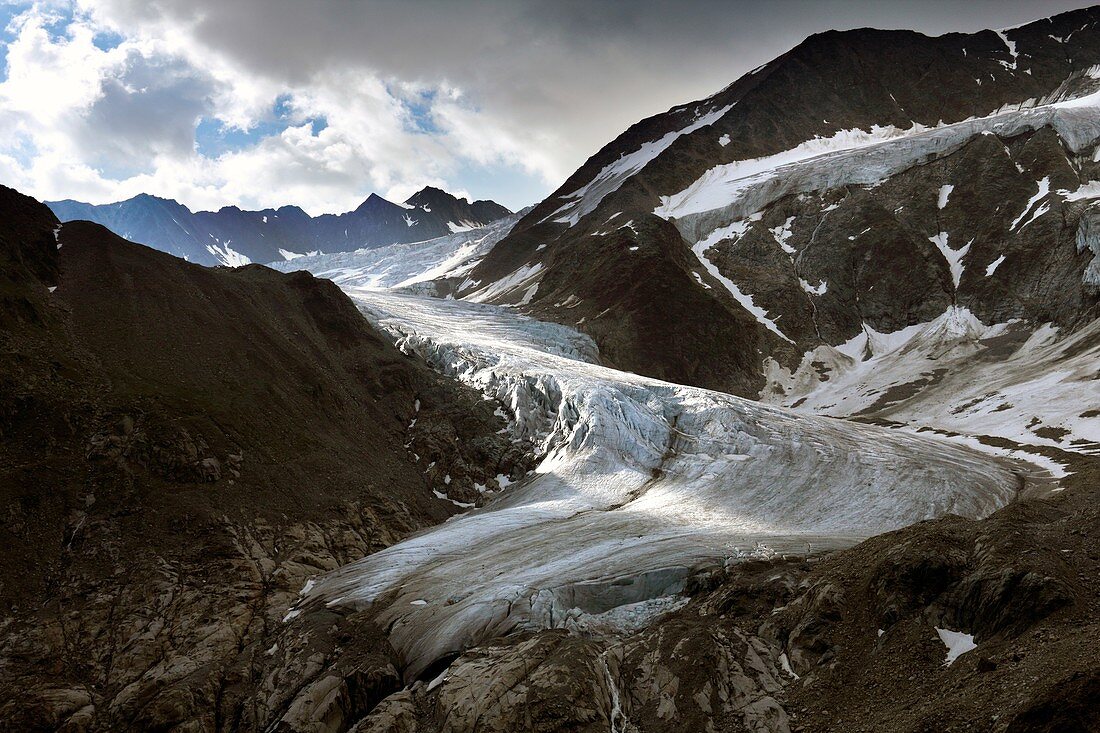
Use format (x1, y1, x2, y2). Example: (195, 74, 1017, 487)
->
(461, 9, 1100, 398)
(0, 186, 531, 731)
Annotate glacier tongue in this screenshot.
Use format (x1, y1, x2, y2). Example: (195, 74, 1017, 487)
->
(304, 292, 1027, 681)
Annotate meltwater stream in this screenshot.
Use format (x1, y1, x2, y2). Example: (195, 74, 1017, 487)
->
(301, 290, 1032, 680)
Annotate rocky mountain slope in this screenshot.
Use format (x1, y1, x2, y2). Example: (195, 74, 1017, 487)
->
(0, 184, 529, 731)
(460, 8, 1100, 403)
(46, 186, 510, 267)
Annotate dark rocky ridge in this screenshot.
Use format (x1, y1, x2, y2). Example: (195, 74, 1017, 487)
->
(0, 184, 530, 731)
(46, 187, 510, 268)
(464, 7, 1100, 397)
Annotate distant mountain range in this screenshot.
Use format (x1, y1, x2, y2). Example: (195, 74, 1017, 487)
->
(46, 186, 511, 267)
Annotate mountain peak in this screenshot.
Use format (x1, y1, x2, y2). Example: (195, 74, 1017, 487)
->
(353, 192, 402, 214)
(406, 186, 466, 207)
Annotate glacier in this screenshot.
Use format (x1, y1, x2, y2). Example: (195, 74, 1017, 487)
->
(299, 291, 1040, 682)
(657, 84, 1100, 245)
(267, 211, 521, 291)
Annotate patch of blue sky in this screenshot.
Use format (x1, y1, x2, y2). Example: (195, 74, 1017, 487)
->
(3, 129, 37, 166)
(0, 4, 122, 72)
(92, 27, 124, 51)
(454, 163, 551, 212)
(0, 2, 24, 33)
(0, 2, 25, 72)
(39, 5, 72, 42)
(393, 85, 441, 134)
(194, 94, 328, 157)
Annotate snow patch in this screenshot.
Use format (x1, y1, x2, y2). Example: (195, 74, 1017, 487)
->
(928, 232, 971, 289)
(994, 30, 1019, 71)
(1059, 180, 1100, 201)
(770, 216, 796, 254)
(936, 627, 977, 665)
(692, 222, 793, 342)
(985, 254, 1006, 276)
(1011, 177, 1050, 229)
(469, 262, 544, 304)
(205, 240, 251, 267)
(800, 278, 827, 296)
(278, 248, 321, 261)
(778, 652, 800, 680)
(938, 184, 954, 209)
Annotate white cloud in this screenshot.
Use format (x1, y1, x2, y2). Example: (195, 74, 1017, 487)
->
(0, 1, 570, 213)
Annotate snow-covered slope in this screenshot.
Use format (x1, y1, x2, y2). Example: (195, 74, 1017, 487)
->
(266, 211, 522, 292)
(763, 306, 1100, 467)
(659, 84, 1100, 249)
(300, 291, 1039, 681)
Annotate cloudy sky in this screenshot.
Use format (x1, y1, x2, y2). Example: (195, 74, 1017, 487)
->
(0, 0, 1092, 214)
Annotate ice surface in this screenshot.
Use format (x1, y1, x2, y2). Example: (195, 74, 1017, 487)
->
(267, 212, 519, 291)
(302, 292, 1022, 680)
(657, 90, 1100, 245)
(655, 123, 938, 224)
